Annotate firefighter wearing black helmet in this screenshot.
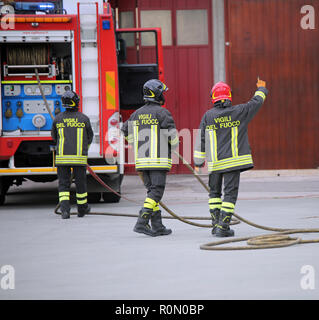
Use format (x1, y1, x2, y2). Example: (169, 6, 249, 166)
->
(51, 90, 94, 219)
(122, 79, 179, 236)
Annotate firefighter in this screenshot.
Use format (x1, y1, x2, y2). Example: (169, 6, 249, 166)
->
(122, 79, 179, 236)
(194, 78, 268, 237)
(51, 90, 94, 219)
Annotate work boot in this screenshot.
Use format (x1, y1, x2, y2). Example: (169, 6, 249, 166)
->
(151, 210, 172, 236)
(215, 211, 234, 237)
(77, 204, 91, 218)
(210, 209, 220, 235)
(134, 209, 157, 236)
(61, 208, 70, 219)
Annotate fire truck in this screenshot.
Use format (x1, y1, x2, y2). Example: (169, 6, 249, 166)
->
(0, 0, 164, 205)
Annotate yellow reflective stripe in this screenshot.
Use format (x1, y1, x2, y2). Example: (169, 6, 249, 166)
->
(150, 125, 158, 158)
(209, 130, 218, 162)
(58, 128, 64, 156)
(59, 191, 70, 196)
(59, 196, 69, 201)
(209, 197, 222, 203)
(76, 192, 87, 198)
(222, 202, 235, 209)
(145, 197, 157, 207)
(255, 91, 266, 101)
(153, 203, 160, 212)
(77, 199, 87, 205)
(231, 127, 238, 157)
(208, 155, 253, 171)
(133, 124, 139, 161)
(194, 150, 206, 159)
(77, 128, 83, 156)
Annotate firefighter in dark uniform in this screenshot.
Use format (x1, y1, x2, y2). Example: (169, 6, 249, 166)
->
(122, 79, 179, 236)
(51, 90, 94, 219)
(194, 78, 268, 237)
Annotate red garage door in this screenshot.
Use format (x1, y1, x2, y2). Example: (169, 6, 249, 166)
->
(225, 0, 319, 169)
(118, 0, 214, 173)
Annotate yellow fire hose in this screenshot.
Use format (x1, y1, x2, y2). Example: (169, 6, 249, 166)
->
(36, 76, 319, 250)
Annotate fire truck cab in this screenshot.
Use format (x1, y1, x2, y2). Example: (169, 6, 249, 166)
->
(0, 0, 164, 205)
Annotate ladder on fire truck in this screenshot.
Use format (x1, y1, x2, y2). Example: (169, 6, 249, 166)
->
(77, 2, 102, 157)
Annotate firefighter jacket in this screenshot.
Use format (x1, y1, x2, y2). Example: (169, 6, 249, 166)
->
(51, 110, 94, 166)
(121, 102, 179, 171)
(194, 87, 268, 173)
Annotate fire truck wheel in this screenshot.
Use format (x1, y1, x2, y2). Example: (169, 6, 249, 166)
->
(87, 192, 102, 203)
(102, 192, 121, 203)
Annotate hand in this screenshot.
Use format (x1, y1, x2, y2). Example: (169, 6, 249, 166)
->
(194, 166, 202, 174)
(256, 77, 266, 88)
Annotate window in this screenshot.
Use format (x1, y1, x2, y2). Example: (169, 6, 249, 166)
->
(176, 9, 208, 45)
(140, 10, 172, 46)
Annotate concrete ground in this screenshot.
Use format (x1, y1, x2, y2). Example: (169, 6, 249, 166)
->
(0, 170, 319, 300)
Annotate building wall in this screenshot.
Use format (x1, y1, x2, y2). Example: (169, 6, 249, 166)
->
(113, 0, 319, 170)
(226, 0, 319, 169)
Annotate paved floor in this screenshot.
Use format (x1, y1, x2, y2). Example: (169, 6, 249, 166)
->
(0, 171, 319, 300)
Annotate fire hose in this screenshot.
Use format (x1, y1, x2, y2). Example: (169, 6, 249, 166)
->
(36, 75, 319, 250)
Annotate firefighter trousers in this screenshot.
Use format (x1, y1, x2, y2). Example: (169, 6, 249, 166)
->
(141, 170, 167, 213)
(208, 170, 240, 215)
(57, 165, 89, 213)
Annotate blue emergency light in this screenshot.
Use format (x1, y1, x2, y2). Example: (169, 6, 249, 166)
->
(14, 2, 55, 12)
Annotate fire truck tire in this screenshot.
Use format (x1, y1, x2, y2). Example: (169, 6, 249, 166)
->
(88, 192, 102, 203)
(102, 192, 121, 203)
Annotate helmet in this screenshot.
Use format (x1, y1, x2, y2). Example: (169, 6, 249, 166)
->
(61, 90, 80, 110)
(210, 81, 232, 104)
(143, 79, 168, 104)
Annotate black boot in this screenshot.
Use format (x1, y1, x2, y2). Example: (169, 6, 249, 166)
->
(60, 201, 70, 219)
(61, 208, 70, 219)
(151, 210, 172, 236)
(77, 204, 91, 218)
(134, 209, 157, 236)
(215, 211, 234, 237)
(210, 209, 220, 235)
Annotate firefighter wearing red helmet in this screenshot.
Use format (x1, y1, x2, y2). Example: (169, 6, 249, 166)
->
(51, 90, 94, 219)
(121, 79, 179, 237)
(194, 78, 268, 237)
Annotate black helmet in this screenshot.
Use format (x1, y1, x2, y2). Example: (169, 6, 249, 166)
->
(143, 79, 168, 105)
(61, 90, 80, 110)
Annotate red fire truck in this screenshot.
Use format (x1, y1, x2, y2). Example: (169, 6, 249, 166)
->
(0, 0, 164, 205)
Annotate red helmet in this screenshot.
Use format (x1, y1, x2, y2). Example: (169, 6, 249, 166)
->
(210, 82, 232, 104)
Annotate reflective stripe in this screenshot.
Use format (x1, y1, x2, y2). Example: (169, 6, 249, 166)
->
(58, 128, 64, 156)
(59, 191, 70, 197)
(59, 196, 69, 201)
(77, 128, 83, 156)
(150, 125, 158, 158)
(208, 154, 253, 171)
(209, 130, 218, 162)
(209, 197, 222, 210)
(254, 91, 266, 101)
(144, 197, 157, 210)
(194, 150, 206, 159)
(153, 203, 160, 212)
(133, 124, 139, 161)
(231, 127, 238, 157)
(221, 201, 235, 213)
(77, 199, 87, 205)
(76, 192, 87, 198)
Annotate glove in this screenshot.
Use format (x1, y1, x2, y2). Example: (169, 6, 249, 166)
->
(256, 77, 266, 88)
